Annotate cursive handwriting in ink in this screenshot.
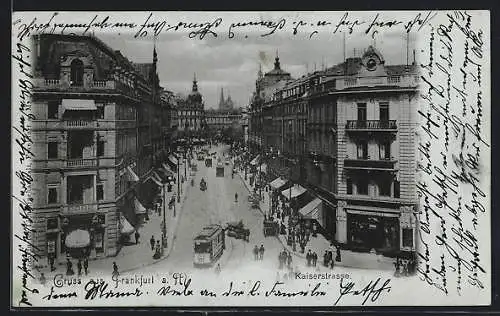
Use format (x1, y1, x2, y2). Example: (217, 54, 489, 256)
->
(334, 278, 391, 305)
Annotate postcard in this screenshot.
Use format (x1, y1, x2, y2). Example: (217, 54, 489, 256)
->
(11, 10, 491, 308)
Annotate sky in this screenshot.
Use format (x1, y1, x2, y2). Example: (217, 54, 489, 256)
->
(98, 13, 419, 110)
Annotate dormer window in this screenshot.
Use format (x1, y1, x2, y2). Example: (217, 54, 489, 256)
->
(70, 59, 84, 86)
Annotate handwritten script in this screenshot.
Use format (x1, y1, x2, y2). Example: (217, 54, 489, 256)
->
(417, 10, 489, 297)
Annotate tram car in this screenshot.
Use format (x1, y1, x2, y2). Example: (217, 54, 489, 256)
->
(216, 162, 225, 177)
(193, 224, 225, 267)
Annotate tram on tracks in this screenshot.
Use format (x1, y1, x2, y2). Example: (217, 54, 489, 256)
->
(193, 224, 225, 267)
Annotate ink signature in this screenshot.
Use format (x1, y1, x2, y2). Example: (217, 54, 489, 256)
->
(334, 277, 392, 305)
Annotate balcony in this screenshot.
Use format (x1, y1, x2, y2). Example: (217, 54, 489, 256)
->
(66, 158, 97, 168)
(344, 159, 397, 171)
(346, 120, 397, 131)
(61, 203, 98, 215)
(34, 79, 140, 99)
(66, 120, 97, 129)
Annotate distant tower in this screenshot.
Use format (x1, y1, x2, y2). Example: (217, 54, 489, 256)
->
(192, 73, 198, 92)
(219, 87, 225, 110)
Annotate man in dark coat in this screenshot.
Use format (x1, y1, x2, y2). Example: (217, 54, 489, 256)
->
(259, 244, 265, 260)
(150, 236, 156, 251)
(135, 230, 140, 245)
(312, 252, 318, 267)
(66, 259, 74, 276)
(83, 257, 89, 275)
(49, 256, 56, 272)
(77, 259, 82, 276)
(306, 250, 312, 266)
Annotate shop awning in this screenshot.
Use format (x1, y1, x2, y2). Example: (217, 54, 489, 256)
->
(250, 155, 260, 166)
(281, 184, 307, 200)
(148, 174, 163, 186)
(347, 209, 399, 218)
(126, 166, 139, 182)
(162, 163, 175, 176)
(65, 229, 91, 248)
(299, 198, 323, 224)
(134, 197, 147, 215)
(62, 99, 97, 112)
(168, 155, 178, 165)
(153, 171, 168, 183)
(270, 177, 288, 190)
(120, 215, 135, 235)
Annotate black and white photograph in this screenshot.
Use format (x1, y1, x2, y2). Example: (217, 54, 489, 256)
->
(11, 10, 491, 308)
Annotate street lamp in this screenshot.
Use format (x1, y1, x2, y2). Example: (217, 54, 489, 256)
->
(162, 184, 167, 249)
(177, 155, 181, 204)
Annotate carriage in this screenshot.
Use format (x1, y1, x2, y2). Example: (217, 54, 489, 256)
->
(225, 221, 250, 242)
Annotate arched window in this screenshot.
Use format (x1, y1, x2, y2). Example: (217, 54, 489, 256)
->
(70, 59, 84, 86)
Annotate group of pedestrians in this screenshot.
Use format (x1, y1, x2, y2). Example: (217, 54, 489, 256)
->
(150, 235, 164, 259)
(65, 257, 89, 276)
(278, 249, 293, 270)
(306, 250, 318, 267)
(253, 244, 265, 260)
(394, 256, 416, 277)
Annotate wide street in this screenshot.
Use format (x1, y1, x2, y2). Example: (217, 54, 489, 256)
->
(138, 144, 283, 277)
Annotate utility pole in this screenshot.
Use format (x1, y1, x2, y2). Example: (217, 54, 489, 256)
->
(162, 184, 167, 249)
(177, 155, 180, 204)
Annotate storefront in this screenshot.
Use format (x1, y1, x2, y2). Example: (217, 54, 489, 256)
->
(59, 213, 106, 260)
(298, 197, 323, 233)
(346, 210, 400, 255)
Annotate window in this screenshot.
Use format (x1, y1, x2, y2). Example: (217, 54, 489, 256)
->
(357, 178, 368, 195)
(402, 228, 413, 248)
(97, 104, 105, 119)
(394, 180, 400, 198)
(379, 142, 391, 160)
(346, 177, 353, 194)
(97, 183, 104, 201)
(97, 140, 105, 157)
(70, 59, 84, 86)
(379, 180, 391, 196)
(357, 141, 368, 159)
(46, 217, 58, 230)
(379, 102, 389, 121)
(48, 142, 58, 159)
(357, 103, 367, 121)
(48, 187, 58, 204)
(48, 101, 59, 119)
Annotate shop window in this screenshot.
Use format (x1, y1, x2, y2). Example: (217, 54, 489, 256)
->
(97, 183, 104, 201)
(379, 180, 391, 197)
(346, 177, 353, 194)
(357, 179, 368, 195)
(48, 142, 58, 159)
(48, 187, 58, 204)
(48, 101, 59, 119)
(403, 228, 413, 248)
(394, 180, 400, 198)
(97, 140, 105, 157)
(46, 217, 58, 230)
(357, 141, 368, 159)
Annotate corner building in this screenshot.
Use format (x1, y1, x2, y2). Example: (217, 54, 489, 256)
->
(251, 45, 419, 258)
(30, 34, 168, 264)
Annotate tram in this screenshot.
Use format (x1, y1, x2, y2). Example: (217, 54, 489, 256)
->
(193, 224, 225, 267)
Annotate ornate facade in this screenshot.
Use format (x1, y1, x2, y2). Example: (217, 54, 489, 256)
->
(177, 74, 206, 138)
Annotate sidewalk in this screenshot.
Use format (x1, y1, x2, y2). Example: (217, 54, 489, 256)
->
(236, 168, 393, 271)
(36, 162, 191, 280)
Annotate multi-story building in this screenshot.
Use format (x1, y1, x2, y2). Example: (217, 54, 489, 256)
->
(251, 45, 419, 258)
(30, 34, 170, 264)
(205, 109, 242, 133)
(177, 74, 206, 139)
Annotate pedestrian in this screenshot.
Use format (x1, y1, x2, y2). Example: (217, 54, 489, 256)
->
(306, 250, 312, 267)
(215, 263, 221, 275)
(330, 256, 335, 269)
(112, 262, 119, 277)
(235, 192, 238, 203)
(287, 253, 293, 269)
(259, 244, 265, 260)
(253, 245, 259, 261)
(323, 250, 329, 267)
(150, 235, 155, 251)
(83, 257, 89, 276)
(39, 273, 46, 285)
(66, 258, 74, 276)
(335, 246, 342, 262)
(135, 230, 140, 245)
(312, 252, 318, 267)
(49, 256, 55, 272)
(77, 259, 82, 276)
